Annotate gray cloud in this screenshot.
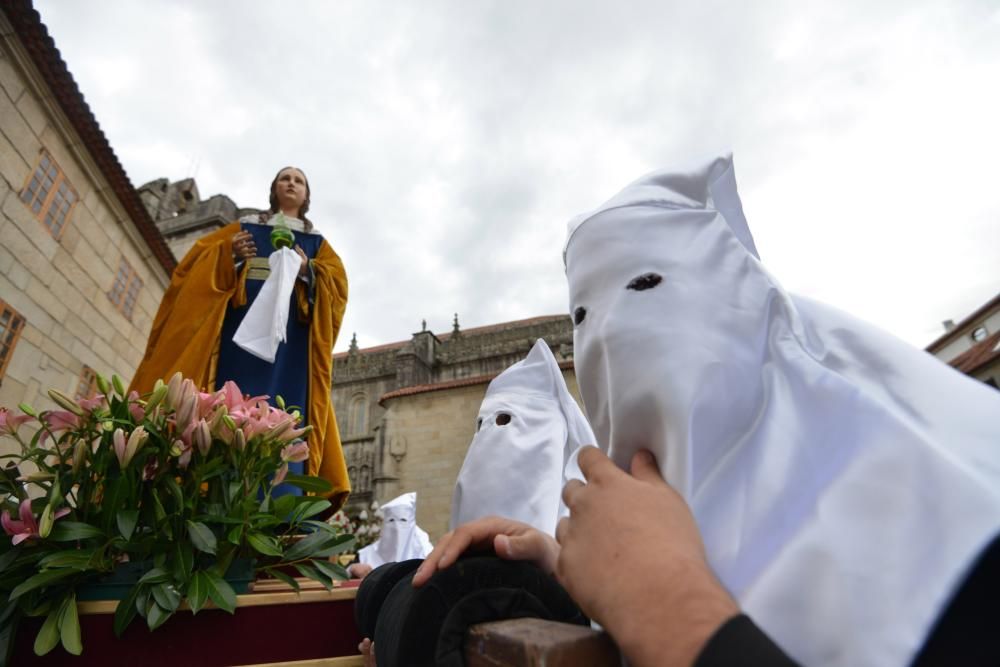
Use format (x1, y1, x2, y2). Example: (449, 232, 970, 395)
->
(36, 0, 1000, 350)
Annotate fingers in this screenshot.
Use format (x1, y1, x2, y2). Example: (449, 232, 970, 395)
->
(494, 530, 559, 574)
(562, 478, 585, 509)
(412, 517, 541, 587)
(232, 231, 257, 259)
(629, 449, 666, 485)
(577, 445, 615, 482)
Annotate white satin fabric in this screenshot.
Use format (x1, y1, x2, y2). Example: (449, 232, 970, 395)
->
(358, 492, 433, 568)
(450, 339, 594, 536)
(232, 246, 300, 363)
(563, 154, 1000, 667)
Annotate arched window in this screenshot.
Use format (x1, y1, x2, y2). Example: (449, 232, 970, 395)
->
(351, 395, 368, 434)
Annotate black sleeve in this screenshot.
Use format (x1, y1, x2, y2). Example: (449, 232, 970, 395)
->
(694, 615, 801, 667)
(911, 532, 1000, 667)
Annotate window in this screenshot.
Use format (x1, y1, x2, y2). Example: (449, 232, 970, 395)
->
(19, 151, 78, 239)
(350, 395, 367, 434)
(107, 257, 143, 320)
(75, 365, 98, 400)
(971, 326, 989, 343)
(0, 301, 25, 384)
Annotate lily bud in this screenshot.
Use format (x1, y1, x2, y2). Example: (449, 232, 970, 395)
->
(145, 381, 169, 413)
(194, 419, 212, 456)
(38, 505, 55, 538)
(16, 471, 55, 482)
(175, 393, 197, 433)
(95, 373, 111, 396)
(275, 395, 286, 410)
(113, 428, 127, 466)
(124, 426, 148, 467)
(72, 439, 88, 474)
(222, 415, 237, 431)
(47, 389, 84, 417)
(210, 405, 229, 432)
(233, 428, 246, 451)
(265, 418, 294, 441)
(169, 439, 184, 457)
(112, 374, 126, 398)
(18, 402, 37, 417)
(166, 372, 184, 409)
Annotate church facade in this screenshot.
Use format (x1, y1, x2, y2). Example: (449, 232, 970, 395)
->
(332, 315, 579, 541)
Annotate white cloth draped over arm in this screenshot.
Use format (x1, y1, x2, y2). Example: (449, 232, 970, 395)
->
(232, 247, 300, 363)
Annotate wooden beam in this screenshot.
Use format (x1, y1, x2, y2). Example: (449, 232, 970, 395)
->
(465, 618, 621, 667)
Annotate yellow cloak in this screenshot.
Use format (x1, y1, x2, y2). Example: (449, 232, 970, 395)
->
(130, 222, 351, 508)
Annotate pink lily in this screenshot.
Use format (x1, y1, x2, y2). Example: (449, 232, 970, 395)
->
(1, 499, 69, 545)
(127, 391, 145, 423)
(272, 463, 289, 487)
(280, 442, 309, 463)
(78, 394, 107, 414)
(39, 411, 80, 445)
(192, 419, 212, 456)
(0, 408, 32, 435)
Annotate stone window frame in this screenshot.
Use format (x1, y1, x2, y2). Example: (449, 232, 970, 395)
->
(107, 256, 143, 321)
(19, 149, 79, 240)
(0, 300, 26, 385)
(75, 365, 99, 400)
(350, 393, 368, 435)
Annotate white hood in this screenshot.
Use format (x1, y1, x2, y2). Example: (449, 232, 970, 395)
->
(564, 154, 1000, 667)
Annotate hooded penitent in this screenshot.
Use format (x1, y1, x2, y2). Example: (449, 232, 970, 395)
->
(563, 154, 1000, 667)
(450, 339, 594, 536)
(358, 492, 433, 569)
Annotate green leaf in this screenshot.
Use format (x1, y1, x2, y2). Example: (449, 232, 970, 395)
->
(0, 601, 21, 667)
(151, 583, 181, 613)
(226, 525, 243, 546)
(204, 572, 237, 614)
(281, 531, 330, 562)
(47, 521, 103, 542)
(302, 520, 339, 534)
(171, 542, 194, 582)
(32, 605, 60, 656)
(151, 491, 167, 523)
(312, 558, 349, 582)
(0, 548, 19, 574)
(146, 602, 171, 631)
(116, 509, 139, 540)
(113, 585, 140, 637)
(39, 549, 98, 570)
(312, 534, 357, 559)
(293, 562, 331, 591)
(283, 474, 333, 494)
(58, 594, 81, 656)
(10, 568, 77, 600)
(186, 521, 217, 555)
(187, 572, 209, 615)
(226, 481, 242, 506)
(288, 499, 331, 524)
(263, 568, 299, 592)
(164, 476, 185, 512)
(272, 494, 297, 518)
(135, 588, 150, 620)
(137, 567, 169, 585)
(247, 532, 283, 557)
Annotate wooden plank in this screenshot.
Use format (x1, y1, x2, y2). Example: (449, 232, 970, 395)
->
(465, 618, 621, 667)
(237, 656, 364, 667)
(77, 585, 358, 615)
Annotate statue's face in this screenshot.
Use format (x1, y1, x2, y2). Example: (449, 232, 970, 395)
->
(274, 167, 308, 212)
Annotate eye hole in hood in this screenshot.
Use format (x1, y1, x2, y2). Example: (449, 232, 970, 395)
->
(626, 272, 662, 291)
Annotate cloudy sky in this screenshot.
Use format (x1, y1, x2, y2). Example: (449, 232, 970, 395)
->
(34, 0, 1000, 352)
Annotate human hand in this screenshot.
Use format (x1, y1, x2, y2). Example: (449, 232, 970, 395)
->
(348, 562, 373, 579)
(294, 244, 308, 277)
(358, 638, 375, 667)
(411, 516, 559, 588)
(557, 447, 738, 667)
(231, 230, 257, 260)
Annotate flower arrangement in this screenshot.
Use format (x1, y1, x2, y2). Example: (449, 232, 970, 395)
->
(0, 373, 354, 662)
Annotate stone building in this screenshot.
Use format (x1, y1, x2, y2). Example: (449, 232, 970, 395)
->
(926, 291, 1000, 389)
(0, 3, 173, 445)
(332, 314, 579, 541)
(137, 177, 260, 261)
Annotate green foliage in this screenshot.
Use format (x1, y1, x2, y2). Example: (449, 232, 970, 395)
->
(0, 373, 351, 660)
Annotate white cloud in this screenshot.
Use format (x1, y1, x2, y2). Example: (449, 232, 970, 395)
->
(35, 0, 1000, 351)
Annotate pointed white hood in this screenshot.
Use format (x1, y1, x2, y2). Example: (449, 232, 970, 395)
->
(358, 492, 433, 568)
(564, 154, 1000, 667)
(450, 339, 594, 536)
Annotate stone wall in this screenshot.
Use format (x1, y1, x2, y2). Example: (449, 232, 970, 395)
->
(0, 29, 168, 447)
